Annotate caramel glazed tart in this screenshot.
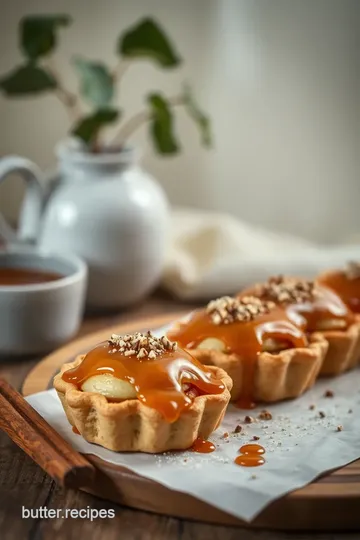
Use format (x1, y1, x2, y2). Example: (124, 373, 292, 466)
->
(184, 297, 329, 403)
(54, 352, 232, 454)
(249, 278, 360, 376)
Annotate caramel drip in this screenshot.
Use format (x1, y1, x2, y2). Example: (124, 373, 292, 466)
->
(234, 443, 266, 467)
(62, 342, 225, 423)
(239, 443, 265, 455)
(191, 437, 216, 453)
(0, 267, 62, 286)
(317, 271, 360, 314)
(240, 283, 353, 332)
(234, 455, 265, 467)
(168, 306, 306, 407)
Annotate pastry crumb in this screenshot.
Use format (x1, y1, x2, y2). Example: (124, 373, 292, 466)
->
(233, 425, 242, 433)
(324, 389, 334, 398)
(244, 415, 255, 424)
(309, 404, 315, 410)
(348, 409, 353, 414)
(258, 410, 272, 421)
(252, 435, 260, 441)
(319, 411, 326, 418)
(222, 432, 229, 439)
(250, 474, 257, 480)
(336, 425, 343, 432)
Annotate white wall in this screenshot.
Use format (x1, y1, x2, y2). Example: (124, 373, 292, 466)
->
(0, 0, 359, 243)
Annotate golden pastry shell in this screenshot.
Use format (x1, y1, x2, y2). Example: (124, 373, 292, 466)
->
(54, 355, 232, 453)
(189, 333, 329, 402)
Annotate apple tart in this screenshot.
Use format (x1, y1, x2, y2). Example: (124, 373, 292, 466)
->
(239, 276, 360, 375)
(317, 261, 360, 314)
(167, 296, 328, 406)
(54, 332, 231, 453)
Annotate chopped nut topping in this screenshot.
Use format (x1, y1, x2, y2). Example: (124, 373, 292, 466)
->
(309, 404, 315, 410)
(260, 275, 316, 305)
(324, 389, 334, 398)
(244, 415, 255, 424)
(258, 410, 272, 421)
(206, 295, 274, 325)
(345, 261, 360, 280)
(319, 411, 326, 418)
(233, 425, 242, 433)
(336, 425, 343, 432)
(252, 435, 260, 441)
(109, 331, 177, 359)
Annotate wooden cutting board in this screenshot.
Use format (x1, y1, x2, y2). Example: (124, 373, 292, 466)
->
(22, 311, 360, 531)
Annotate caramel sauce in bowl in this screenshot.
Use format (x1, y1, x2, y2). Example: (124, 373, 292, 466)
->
(62, 340, 226, 423)
(0, 267, 62, 286)
(0, 251, 87, 355)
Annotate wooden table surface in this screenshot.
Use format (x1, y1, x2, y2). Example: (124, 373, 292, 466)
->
(0, 291, 358, 540)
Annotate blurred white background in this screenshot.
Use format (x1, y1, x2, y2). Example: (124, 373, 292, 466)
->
(0, 0, 359, 243)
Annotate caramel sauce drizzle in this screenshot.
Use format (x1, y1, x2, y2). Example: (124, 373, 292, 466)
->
(234, 443, 266, 467)
(284, 286, 353, 331)
(62, 342, 225, 423)
(168, 306, 307, 408)
(240, 283, 353, 332)
(318, 270, 360, 314)
(191, 437, 216, 453)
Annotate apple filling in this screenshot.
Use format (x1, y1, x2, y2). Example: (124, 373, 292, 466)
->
(81, 373, 137, 400)
(196, 336, 294, 354)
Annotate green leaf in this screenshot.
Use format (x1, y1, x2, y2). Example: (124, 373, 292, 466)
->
(0, 64, 57, 95)
(73, 57, 114, 107)
(72, 108, 120, 145)
(183, 84, 212, 147)
(147, 93, 179, 154)
(118, 18, 181, 68)
(20, 15, 71, 60)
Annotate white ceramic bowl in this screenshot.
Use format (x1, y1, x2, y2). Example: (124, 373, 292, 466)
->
(0, 250, 87, 355)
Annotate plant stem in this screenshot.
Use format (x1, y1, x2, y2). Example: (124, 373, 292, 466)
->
(112, 59, 130, 84)
(111, 94, 184, 147)
(46, 62, 81, 122)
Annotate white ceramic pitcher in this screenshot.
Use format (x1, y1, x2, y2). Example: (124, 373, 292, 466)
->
(0, 141, 169, 309)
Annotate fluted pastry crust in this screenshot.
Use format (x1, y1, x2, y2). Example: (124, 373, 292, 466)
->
(189, 334, 328, 402)
(54, 356, 232, 453)
(319, 318, 360, 375)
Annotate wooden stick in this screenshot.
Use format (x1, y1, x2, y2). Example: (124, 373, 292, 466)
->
(0, 378, 94, 488)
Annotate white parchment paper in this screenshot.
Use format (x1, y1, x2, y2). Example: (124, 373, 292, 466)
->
(26, 324, 360, 522)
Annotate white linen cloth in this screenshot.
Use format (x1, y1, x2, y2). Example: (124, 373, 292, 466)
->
(162, 208, 360, 300)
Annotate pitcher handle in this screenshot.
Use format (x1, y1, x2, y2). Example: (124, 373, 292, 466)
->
(0, 156, 44, 245)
